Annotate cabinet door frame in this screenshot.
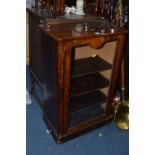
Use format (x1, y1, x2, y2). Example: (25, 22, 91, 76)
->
(62, 34, 126, 133)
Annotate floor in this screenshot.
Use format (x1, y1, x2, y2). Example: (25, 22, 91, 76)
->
(26, 66, 129, 155)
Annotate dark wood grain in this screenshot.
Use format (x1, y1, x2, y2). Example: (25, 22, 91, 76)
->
(28, 10, 128, 143)
(29, 10, 44, 83)
(95, 0, 99, 15)
(71, 55, 112, 78)
(40, 20, 128, 41)
(71, 73, 109, 97)
(69, 103, 106, 127)
(70, 90, 107, 115)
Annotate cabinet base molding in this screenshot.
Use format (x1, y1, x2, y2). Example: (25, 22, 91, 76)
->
(43, 113, 113, 143)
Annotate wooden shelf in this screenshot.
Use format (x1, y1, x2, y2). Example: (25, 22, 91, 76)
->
(71, 56, 112, 78)
(70, 90, 107, 115)
(69, 103, 106, 127)
(71, 73, 109, 97)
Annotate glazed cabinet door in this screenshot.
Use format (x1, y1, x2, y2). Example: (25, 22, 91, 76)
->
(62, 34, 126, 133)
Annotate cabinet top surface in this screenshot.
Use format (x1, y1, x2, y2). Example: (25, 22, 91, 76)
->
(27, 8, 128, 41)
(40, 20, 128, 41)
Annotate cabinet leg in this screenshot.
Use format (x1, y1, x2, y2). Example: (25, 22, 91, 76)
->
(43, 113, 63, 144)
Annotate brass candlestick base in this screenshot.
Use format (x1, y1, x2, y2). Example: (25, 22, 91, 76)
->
(115, 100, 129, 130)
(114, 84, 129, 130)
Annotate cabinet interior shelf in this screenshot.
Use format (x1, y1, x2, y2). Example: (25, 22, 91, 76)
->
(70, 90, 107, 115)
(69, 55, 110, 127)
(69, 101, 106, 127)
(70, 73, 110, 97)
(71, 56, 112, 78)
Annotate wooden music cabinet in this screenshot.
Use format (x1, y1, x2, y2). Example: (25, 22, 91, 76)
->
(28, 9, 128, 143)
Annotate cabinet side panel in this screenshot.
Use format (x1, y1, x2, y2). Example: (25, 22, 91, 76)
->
(41, 33, 59, 129)
(29, 12, 44, 83)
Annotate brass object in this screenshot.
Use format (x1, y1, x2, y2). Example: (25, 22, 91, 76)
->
(91, 54, 97, 57)
(115, 100, 129, 129)
(114, 55, 129, 130)
(114, 86, 129, 130)
(115, 0, 124, 27)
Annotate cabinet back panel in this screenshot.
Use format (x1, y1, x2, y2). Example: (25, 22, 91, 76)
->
(74, 41, 117, 64)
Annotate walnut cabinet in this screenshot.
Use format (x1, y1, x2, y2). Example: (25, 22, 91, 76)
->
(28, 9, 128, 143)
